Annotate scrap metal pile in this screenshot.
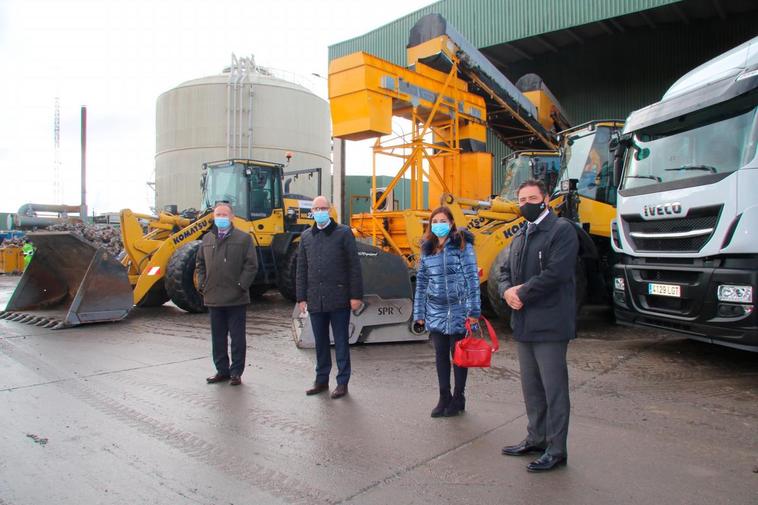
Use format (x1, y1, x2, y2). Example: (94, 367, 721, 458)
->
(0, 237, 25, 247)
(44, 222, 123, 257)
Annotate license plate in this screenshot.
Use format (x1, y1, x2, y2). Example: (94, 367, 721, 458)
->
(648, 283, 681, 298)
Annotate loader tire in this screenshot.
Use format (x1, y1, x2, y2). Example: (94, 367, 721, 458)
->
(486, 247, 512, 322)
(165, 241, 207, 314)
(277, 246, 298, 302)
(136, 279, 170, 307)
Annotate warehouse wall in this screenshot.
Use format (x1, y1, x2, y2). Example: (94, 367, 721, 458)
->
(328, 0, 679, 64)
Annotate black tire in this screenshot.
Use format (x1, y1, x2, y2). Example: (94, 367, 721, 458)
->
(486, 247, 512, 322)
(165, 241, 207, 313)
(136, 279, 170, 307)
(277, 246, 298, 302)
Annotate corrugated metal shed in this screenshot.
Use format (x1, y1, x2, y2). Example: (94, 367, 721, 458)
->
(328, 0, 681, 63)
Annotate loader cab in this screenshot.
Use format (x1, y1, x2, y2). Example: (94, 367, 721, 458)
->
(201, 159, 284, 220)
(557, 121, 624, 205)
(499, 151, 560, 201)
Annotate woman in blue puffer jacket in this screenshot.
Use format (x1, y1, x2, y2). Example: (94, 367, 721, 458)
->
(413, 206, 481, 417)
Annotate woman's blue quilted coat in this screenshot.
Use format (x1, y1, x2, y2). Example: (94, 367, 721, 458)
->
(413, 230, 481, 335)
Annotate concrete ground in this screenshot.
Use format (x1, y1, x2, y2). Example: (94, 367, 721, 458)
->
(0, 274, 756, 505)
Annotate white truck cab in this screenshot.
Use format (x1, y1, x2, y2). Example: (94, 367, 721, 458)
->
(611, 35, 758, 351)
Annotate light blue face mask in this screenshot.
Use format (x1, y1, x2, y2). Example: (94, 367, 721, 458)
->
(214, 217, 231, 230)
(313, 210, 330, 226)
(431, 222, 451, 238)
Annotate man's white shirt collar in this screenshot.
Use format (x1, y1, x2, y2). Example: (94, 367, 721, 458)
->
(532, 208, 550, 226)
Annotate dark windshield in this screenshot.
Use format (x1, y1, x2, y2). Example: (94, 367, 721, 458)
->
(202, 162, 248, 216)
(500, 155, 560, 201)
(559, 126, 617, 204)
(202, 161, 283, 220)
(621, 106, 758, 190)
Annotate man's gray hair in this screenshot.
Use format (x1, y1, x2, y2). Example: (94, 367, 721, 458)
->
(213, 202, 234, 214)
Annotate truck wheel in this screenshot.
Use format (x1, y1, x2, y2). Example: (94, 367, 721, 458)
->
(277, 247, 298, 302)
(136, 279, 170, 307)
(165, 241, 207, 313)
(486, 247, 512, 322)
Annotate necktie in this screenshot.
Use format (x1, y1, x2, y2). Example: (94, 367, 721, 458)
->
(518, 223, 535, 283)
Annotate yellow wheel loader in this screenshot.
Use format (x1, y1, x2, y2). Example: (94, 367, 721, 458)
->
(121, 159, 315, 314)
(484, 120, 625, 321)
(2, 159, 310, 327)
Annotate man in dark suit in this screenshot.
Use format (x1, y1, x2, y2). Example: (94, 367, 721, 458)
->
(498, 180, 579, 472)
(296, 195, 363, 399)
(196, 202, 258, 386)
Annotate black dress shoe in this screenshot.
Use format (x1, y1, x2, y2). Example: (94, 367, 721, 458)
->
(527, 453, 567, 472)
(330, 384, 348, 399)
(306, 382, 329, 396)
(229, 375, 242, 386)
(206, 373, 230, 384)
(501, 440, 546, 456)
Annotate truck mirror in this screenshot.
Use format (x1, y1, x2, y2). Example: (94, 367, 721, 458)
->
(612, 147, 625, 188)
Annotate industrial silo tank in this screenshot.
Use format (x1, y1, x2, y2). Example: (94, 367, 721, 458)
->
(155, 61, 331, 212)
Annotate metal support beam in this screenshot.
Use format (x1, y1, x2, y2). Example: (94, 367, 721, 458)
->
(504, 43, 533, 61)
(565, 28, 584, 45)
(639, 11, 657, 29)
(673, 4, 690, 24)
(596, 20, 614, 35)
(535, 35, 559, 53)
(333, 138, 345, 223)
(608, 18, 625, 33)
(712, 0, 726, 20)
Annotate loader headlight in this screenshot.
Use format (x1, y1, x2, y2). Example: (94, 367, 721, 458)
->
(717, 285, 752, 303)
(614, 277, 625, 291)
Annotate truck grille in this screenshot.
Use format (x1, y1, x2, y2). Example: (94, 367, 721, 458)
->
(621, 205, 722, 253)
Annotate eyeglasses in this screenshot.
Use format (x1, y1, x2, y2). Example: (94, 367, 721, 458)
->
(312, 207, 329, 212)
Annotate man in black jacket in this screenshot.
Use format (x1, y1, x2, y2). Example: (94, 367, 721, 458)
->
(498, 180, 579, 472)
(296, 195, 363, 399)
(196, 203, 258, 386)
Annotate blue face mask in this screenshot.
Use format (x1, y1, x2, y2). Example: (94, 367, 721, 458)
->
(431, 222, 451, 238)
(313, 210, 330, 226)
(214, 217, 231, 230)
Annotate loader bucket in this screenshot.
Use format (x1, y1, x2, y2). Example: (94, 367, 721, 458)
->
(0, 232, 133, 329)
(293, 242, 428, 348)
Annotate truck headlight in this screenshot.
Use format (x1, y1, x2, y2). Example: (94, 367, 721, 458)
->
(614, 277, 625, 291)
(717, 285, 753, 303)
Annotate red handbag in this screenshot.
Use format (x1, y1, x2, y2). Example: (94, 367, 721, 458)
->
(453, 316, 500, 368)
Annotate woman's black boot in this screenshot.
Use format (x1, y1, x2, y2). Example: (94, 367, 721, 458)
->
(444, 388, 465, 416)
(431, 388, 452, 418)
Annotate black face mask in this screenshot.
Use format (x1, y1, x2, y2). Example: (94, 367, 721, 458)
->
(520, 201, 546, 222)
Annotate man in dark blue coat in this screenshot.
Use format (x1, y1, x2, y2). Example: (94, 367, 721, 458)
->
(498, 180, 579, 472)
(296, 195, 363, 399)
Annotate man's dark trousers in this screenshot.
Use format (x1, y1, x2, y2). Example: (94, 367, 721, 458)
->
(210, 305, 247, 377)
(517, 340, 570, 457)
(309, 308, 351, 386)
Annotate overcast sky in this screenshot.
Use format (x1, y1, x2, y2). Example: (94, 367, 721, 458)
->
(0, 0, 435, 214)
